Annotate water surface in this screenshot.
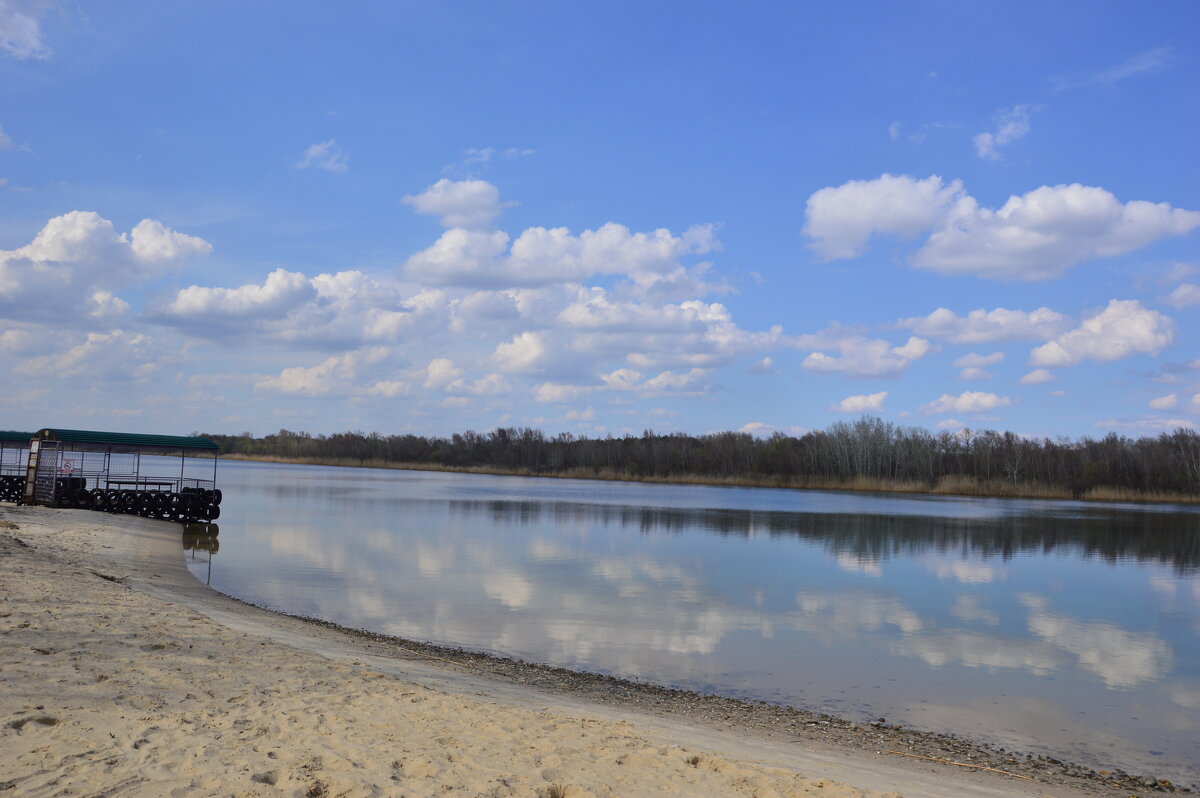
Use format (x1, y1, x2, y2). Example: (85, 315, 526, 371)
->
(188, 460, 1200, 785)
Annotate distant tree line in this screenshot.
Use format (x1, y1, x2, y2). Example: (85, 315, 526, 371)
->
(202, 417, 1200, 498)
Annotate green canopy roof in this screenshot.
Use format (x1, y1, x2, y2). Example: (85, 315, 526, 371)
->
(0, 430, 34, 443)
(35, 428, 218, 451)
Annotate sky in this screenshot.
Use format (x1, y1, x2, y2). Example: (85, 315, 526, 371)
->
(1, 1, 1198, 440)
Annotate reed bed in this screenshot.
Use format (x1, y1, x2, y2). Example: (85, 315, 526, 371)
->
(220, 454, 1200, 505)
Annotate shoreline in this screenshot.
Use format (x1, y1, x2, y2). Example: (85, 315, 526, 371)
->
(1, 505, 1188, 796)
(219, 453, 1200, 506)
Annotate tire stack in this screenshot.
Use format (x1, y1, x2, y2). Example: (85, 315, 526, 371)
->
(90, 486, 222, 523)
(0, 475, 22, 502)
(52, 477, 91, 509)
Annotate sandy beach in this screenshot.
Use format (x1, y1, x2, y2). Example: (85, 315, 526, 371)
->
(0, 506, 1164, 797)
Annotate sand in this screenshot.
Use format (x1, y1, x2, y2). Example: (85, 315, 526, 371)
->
(0, 506, 1138, 797)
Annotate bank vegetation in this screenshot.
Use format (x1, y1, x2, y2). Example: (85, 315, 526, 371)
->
(202, 417, 1200, 504)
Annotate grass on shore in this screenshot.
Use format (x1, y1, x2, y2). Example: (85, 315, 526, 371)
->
(219, 453, 1200, 505)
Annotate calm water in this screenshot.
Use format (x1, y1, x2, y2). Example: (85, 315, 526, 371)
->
(187, 460, 1200, 784)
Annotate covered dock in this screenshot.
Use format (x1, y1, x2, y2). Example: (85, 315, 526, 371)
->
(15, 428, 221, 523)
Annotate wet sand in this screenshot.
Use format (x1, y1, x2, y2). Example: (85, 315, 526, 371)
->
(0, 506, 1177, 797)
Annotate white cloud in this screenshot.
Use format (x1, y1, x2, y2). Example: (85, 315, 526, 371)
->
(919, 391, 1011, 415)
(445, 372, 511, 396)
(888, 122, 902, 140)
(803, 173, 963, 260)
(802, 336, 931, 377)
(1095, 417, 1196, 432)
(748, 357, 777, 375)
(129, 219, 212, 261)
(407, 221, 717, 288)
(916, 184, 1200, 280)
(256, 348, 390, 396)
(1018, 368, 1056, 385)
(422, 358, 463, 390)
(15, 330, 167, 381)
(831, 391, 887, 413)
(953, 351, 1004, 368)
(973, 105, 1032, 160)
(403, 178, 505, 228)
(89, 290, 129, 320)
(532, 382, 592, 403)
(1030, 299, 1174, 367)
(955, 353, 1002, 379)
(492, 331, 548, 374)
(1149, 394, 1178, 410)
(0, 0, 51, 60)
(0, 211, 210, 322)
(639, 368, 713, 393)
(403, 227, 511, 284)
(163, 268, 316, 320)
(295, 139, 348, 174)
(806, 175, 1200, 280)
(1164, 283, 1200, 309)
(897, 306, 1068, 343)
(0, 123, 13, 150)
(564, 406, 595, 421)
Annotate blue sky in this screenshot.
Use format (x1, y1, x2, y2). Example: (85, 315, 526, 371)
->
(1, 1, 1198, 439)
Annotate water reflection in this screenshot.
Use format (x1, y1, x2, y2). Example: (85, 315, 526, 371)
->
(374, 497, 1200, 572)
(190, 463, 1200, 783)
(182, 523, 219, 584)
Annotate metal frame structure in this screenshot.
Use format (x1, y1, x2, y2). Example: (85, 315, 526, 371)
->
(14, 428, 222, 523)
(0, 431, 33, 503)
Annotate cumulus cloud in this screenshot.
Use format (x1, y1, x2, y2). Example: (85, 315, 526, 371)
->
(896, 306, 1068, 343)
(14, 330, 167, 381)
(1164, 283, 1200, 309)
(163, 268, 316, 321)
(973, 105, 1032, 160)
(915, 184, 1200, 280)
(404, 219, 718, 287)
(154, 268, 444, 348)
(295, 139, 348, 173)
(0, 0, 51, 60)
(1095, 417, 1196, 432)
(748, 357, 777, 375)
(533, 367, 714, 404)
(422, 358, 463, 390)
(403, 178, 505, 228)
(1030, 299, 1174, 367)
(0, 211, 210, 322)
(953, 351, 1004, 368)
(492, 331, 548, 374)
(803, 174, 963, 260)
(445, 372, 511, 397)
(1149, 394, 1178, 410)
(831, 391, 887, 413)
(802, 336, 931, 378)
(919, 391, 1011, 415)
(1018, 368, 1056, 385)
(256, 348, 390, 396)
(955, 351, 1002, 379)
(805, 175, 1200, 280)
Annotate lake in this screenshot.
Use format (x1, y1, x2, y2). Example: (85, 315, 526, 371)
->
(186, 459, 1200, 784)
